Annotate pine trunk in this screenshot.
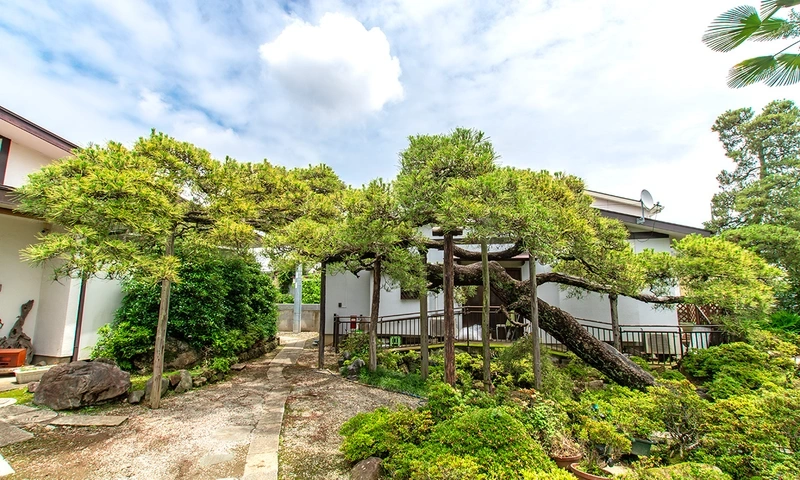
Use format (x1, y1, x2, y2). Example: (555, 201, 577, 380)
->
(368, 258, 381, 372)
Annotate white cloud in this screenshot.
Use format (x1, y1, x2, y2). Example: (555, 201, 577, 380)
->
(259, 13, 403, 117)
(137, 89, 169, 121)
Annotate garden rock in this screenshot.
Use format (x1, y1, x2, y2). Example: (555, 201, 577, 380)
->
(193, 376, 207, 387)
(27, 382, 38, 393)
(132, 337, 201, 372)
(172, 370, 192, 394)
(128, 390, 145, 404)
(144, 376, 169, 402)
(588, 380, 604, 390)
(351, 457, 382, 480)
(347, 358, 366, 377)
(33, 361, 131, 410)
(230, 363, 246, 371)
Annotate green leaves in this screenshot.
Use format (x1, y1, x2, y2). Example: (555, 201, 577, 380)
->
(703, 6, 764, 52)
(704, 2, 800, 87)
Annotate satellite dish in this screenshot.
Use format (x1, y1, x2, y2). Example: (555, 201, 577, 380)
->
(640, 189, 654, 210)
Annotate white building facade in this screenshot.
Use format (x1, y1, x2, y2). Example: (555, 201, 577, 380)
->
(0, 107, 122, 363)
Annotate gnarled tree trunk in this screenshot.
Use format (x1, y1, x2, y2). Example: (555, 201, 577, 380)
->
(429, 261, 656, 390)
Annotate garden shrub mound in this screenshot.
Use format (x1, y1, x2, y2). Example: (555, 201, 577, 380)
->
(341, 383, 569, 480)
(93, 250, 278, 372)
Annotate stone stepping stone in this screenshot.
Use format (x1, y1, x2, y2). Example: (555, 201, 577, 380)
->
(0, 421, 33, 447)
(7, 410, 59, 425)
(49, 415, 128, 427)
(0, 405, 37, 421)
(0, 453, 14, 477)
(198, 453, 235, 467)
(0, 398, 16, 408)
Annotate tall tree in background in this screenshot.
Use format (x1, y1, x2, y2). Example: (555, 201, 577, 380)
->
(703, 1, 800, 87)
(706, 99, 800, 313)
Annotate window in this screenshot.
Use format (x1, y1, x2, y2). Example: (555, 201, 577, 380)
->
(0, 136, 10, 186)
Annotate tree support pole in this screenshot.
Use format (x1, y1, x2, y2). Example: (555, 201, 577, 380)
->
(71, 274, 88, 362)
(293, 263, 302, 333)
(481, 241, 492, 392)
(368, 258, 382, 372)
(151, 232, 175, 409)
(529, 255, 541, 390)
(610, 293, 621, 351)
(443, 232, 456, 386)
(420, 291, 429, 380)
(318, 262, 326, 369)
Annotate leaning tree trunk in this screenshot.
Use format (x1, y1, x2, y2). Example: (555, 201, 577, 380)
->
(369, 258, 382, 372)
(429, 261, 656, 390)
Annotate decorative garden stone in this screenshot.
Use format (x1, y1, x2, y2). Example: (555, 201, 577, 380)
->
(33, 361, 130, 410)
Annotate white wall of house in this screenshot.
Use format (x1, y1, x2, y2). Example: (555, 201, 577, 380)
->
(0, 215, 47, 341)
(73, 277, 124, 359)
(3, 141, 53, 188)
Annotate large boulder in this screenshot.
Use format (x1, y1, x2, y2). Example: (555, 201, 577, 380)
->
(33, 361, 131, 410)
(132, 337, 201, 372)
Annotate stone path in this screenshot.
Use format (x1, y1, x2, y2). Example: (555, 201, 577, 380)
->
(242, 339, 305, 480)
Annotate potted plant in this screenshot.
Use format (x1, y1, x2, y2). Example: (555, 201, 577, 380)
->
(548, 432, 583, 469)
(568, 461, 611, 480)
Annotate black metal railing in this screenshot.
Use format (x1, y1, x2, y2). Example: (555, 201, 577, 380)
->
(333, 308, 730, 363)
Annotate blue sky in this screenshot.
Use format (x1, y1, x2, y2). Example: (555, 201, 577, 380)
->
(2, 0, 797, 227)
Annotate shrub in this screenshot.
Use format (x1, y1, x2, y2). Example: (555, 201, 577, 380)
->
(92, 250, 278, 369)
(340, 330, 370, 359)
(425, 382, 464, 422)
(693, 389, 800, 479)
(339, 406, 433, 462)
(648, 381, 708, 458)
(681, 343, 769, 379)
(620, 462, 732, 480)
(767, 310, 800, 334)
(357, 368, 428, 396)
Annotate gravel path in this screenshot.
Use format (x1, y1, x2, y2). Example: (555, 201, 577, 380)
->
(0, 334, 422, 480)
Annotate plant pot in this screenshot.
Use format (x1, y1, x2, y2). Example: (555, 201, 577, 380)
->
(550, 453, 582, 469)
(14, 366, 53, 384)
(568, 463, 610, 480)
(630, 437, 655, 456)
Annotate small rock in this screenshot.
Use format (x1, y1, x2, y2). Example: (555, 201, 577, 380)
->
(128, 390, 145, 404)
(27, 382, 38, 393)
(144, 376, 169, 401)
(193, 376, 207, 388)
(173, 370, 192, 394)
(351, 457, 382, 480)
(347, 358, 366, 377)
(230, 363, 246, 371)
(588, 380, 604, 390)
(36, 361, 46, 367)
(342, 351, 352, 361)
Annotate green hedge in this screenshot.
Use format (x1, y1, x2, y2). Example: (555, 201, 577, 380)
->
(93, 251, 278, 370)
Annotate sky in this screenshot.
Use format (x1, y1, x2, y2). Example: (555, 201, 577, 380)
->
(2, 0, 797, 228)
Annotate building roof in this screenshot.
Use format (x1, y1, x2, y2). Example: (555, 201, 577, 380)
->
(598, 209, 711, 237)
(0, 106, 78, 153)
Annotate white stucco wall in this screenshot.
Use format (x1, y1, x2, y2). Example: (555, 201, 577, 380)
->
(0, 215, 122, 359)
(0, 215, 46, 340)
(4, 141, 52, 188)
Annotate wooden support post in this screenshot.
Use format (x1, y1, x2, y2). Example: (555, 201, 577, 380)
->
(610, 293, 621, 351)
(420, 291, 429, 380)
(368, 258, 381, 372)
(150, 233, 175, 409)
(481, 241, 492, 392)
(71, 274, 88, 362)
(318, 262, 326, 370)
(529, 255, 542, 391)
(443, 232, 456, 386)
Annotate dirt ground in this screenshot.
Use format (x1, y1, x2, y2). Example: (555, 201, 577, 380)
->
(279, 348, 422, 479)
(0, 337, 420, 480)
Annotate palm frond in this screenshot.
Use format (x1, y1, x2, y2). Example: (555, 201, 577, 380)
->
(752, 17, 796, 41)
(760, 0, 800, 20)
(703, 6, 763, 52)
(765, 52, 800, 85)
(727, 56, 777, 87)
